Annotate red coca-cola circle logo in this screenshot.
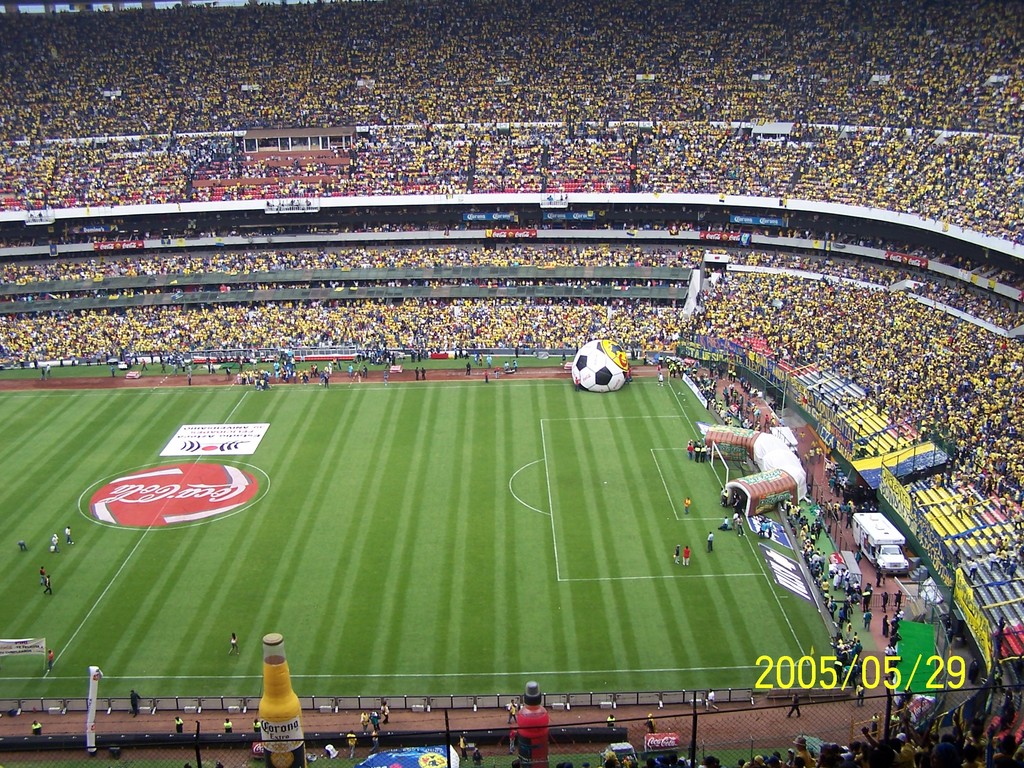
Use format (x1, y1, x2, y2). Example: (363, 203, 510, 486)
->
(87, 463, 260, 528)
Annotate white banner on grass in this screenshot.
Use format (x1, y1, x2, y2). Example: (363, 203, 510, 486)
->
(681, 373, 709, 409)
(86, 666, 103, 753)
(0, 638, 45, 657)
(160, 423, 270, 456)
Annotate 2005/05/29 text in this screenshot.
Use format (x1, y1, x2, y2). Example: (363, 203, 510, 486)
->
(754, 654, 965, 691)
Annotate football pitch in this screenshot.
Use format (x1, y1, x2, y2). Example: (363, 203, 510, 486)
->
(0, 374, 829, 700)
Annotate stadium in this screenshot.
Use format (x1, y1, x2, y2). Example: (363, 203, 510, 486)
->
(0, 0, 1021, 765)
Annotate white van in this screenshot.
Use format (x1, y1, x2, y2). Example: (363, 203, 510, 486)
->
(852, 513, 909, 573)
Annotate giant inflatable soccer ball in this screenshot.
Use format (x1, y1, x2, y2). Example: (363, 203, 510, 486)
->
(572, 339, 630, 393)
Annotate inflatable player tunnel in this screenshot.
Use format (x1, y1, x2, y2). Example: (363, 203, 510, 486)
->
(704, 425, 807, 516)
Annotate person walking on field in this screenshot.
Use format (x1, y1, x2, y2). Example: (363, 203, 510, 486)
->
(707, 532, 714, 552)
(674, 544, 681, 565)
(787, 693, 801, 718)
(683, 545, 691, 566)
(705, 690, 718, 711)
(347, 731, 358, 758)
(229, 632, 239, 655)
(43, 574, 52, 595)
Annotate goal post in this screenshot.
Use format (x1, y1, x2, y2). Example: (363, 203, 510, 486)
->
(710, 441, 730, 488)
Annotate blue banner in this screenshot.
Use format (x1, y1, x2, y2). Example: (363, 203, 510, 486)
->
(357, 747, 454, 768)
(759, 544, 814, 602)
(463, 212, 517, 222)
(543, 211, 596, 221)
(730, 215, 788, 227)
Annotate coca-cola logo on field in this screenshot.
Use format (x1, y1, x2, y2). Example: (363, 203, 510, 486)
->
(644, 733, 681, 751)
(87, 463, 261, 527)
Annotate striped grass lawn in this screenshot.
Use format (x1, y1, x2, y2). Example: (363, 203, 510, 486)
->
(0, 376, 828, 700)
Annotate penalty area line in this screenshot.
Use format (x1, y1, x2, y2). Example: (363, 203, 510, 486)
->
(558, 572, 764, 583)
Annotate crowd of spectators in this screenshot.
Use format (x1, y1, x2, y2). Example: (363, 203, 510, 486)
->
(0, 0, 1018, 243)
(729, 250, 913, 285)
(3, 244, 1020, 328)
(2, 123, 1020, 246)
(787, 128, 1024, 246)
(703, 726, 1013, 768)
(690, 271, 1024, 507)
(4, 123, 1019, 247)
(728, 251, 1024, 329)
(0, 297, 686, 363)
(0, 135, 200, 210)
(635, 126, 808, 199)
(0, 244, 699, 284)
(636, 124, 1024, 246)
(0, 0, 1018, 137)
(1, 276, 689, 305)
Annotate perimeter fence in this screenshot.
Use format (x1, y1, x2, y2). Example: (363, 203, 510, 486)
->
(0, 686, 991, 768)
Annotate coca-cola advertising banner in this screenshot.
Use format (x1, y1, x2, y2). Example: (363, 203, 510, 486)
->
(644, 733, 681, 751)
(883, 250, 929, 269)
(92, 240, 145, 251)
(486, 228, 538, 239)
(698, 232, 751, 245)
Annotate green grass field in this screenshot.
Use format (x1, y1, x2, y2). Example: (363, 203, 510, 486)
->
(0, 373, 828, 700)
